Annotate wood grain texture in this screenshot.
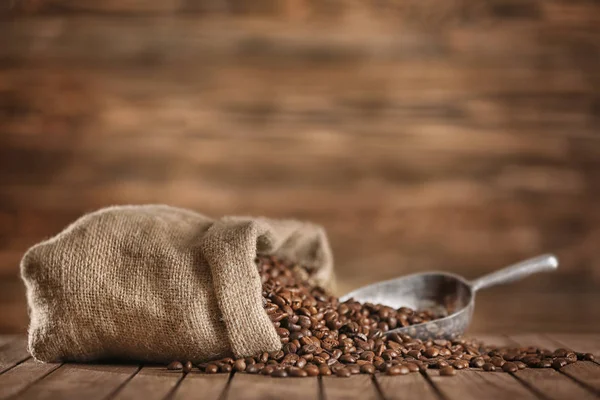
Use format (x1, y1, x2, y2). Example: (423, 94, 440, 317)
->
(321, 375, 381, 400)
(0, 338, 30, 374)
(0, 359, 61, 400)
(112, 366, 182, 400)
(549, 334, 600, 357)
(509, 334, 600, 395)
(376, 373, 438, 400)
(16, 364, 139, 400)
(227, 373, 320, 400)
(428, 369, 537, 400)
(171, 372, 229, 400)
(1, 0, 599, 334)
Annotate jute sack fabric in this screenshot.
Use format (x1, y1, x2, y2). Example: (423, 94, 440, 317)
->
(21, 205, 333, 363)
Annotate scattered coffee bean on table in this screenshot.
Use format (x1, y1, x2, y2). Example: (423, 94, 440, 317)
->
(168, 256, 595, 378)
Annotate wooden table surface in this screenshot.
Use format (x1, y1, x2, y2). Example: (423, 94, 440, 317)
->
(0, 334, 598, 400)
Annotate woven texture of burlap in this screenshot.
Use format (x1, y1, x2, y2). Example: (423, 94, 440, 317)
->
(20, 205, 333, 363)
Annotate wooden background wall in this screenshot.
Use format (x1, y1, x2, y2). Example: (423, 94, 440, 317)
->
(1, 0, 599, 334)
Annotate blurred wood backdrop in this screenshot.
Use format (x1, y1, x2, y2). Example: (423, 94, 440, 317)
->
(1, 0, 599, 334)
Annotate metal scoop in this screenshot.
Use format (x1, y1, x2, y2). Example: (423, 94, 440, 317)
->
(340, 254, 558, 340)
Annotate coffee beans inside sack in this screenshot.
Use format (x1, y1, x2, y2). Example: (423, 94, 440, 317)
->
(168, 256, 594, 378)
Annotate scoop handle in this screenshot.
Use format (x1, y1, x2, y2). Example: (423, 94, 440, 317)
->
(470, 254, 559, 292)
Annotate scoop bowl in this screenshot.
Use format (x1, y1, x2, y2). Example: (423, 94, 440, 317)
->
(340, 254, 558, 340)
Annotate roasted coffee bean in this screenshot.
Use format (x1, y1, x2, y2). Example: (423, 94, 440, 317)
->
(482, 363, 496, 372)
(167, 361, 183, 371)
(347, 364, 361, 375)
(182, 361, 193, 373)
(246, 363, 263, 374)
(319, 365, 332, 376)
(566, 352, 578, 363)
(406, 362, 420, 373)
(288, 367, 308, 377)
(340, 354, 356, 364)
(262, 366, 275, 375)
(502, 362, 518, 373)
(387, 365, 410, 376)
(296, 357, 307, 369)
(470, 357, 485, 368)
(234, 359, 246, 372)
(440, 366, 457, 376)
(272, 369, 288, 378)
(305, 364, 320, 376)
(453, 360, 469, 370)
(361, 364, 376, 374)
(515, 361, 527, 370)
(552, 358, 568, 369)
(219, 364, 232, 373)
(491, 357, 505, 367)
(335, 368, 351, 378)
(537, 359, 553, 368)
(424, 347, 439, 358)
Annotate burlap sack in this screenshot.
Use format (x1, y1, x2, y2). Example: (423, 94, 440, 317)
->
(20, 205, 333, 363)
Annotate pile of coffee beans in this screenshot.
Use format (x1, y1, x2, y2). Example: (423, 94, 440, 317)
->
(167, 256, 595, 378)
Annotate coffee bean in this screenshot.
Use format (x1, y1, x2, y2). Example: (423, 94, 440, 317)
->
(502, 362, 518, 373)
(246, 363, 263, 374)
(515, 361, 527, 370)
(234, 359, 246, 372)
(335, 368, 351, 377)
(440, 366, 457, 376)
(167, 361, 183, 370)
(319, 365, 332, 376)
(361, 364, 376, 374)
(537, 359, 553, 368)
(262, 366, 275, 375)
(552, 358, 568, 369)
(340, 354, 356, 364)
(424, 347, 439, 358)
(482, 363, 495, 372)
(566, 352, 577, 363)
(491, 357, 505, 367)
(406, 362, 420, 373)
(296, 357, 307, 368)
(386, 365, 409, 376)
(305, 364, 320, 376)
(272, 369, 288, 378)
(453, 360, 469, 370)
(470, 357, 485, 368)
(183, 361, 193, 373)
(288, 367, 308, 377)
(220, 364, 232, 373)
(347, 365, 361, 375)
(583, 353, 595, 361)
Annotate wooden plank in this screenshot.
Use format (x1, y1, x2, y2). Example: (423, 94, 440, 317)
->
(0, 336, 19, 348)
(17, 364, 139, 400)
(321, 375, 381, 400)
(376, 372, 438, 400)
(228, 373, 319, 400)
(171, 372, 229, 400)
(560, 362, 600, 394)
(427, 369, 538, 400)
(0, 359, 61, 400)
(513, 367, 598, 400)
(0, 337, 30, 374)
(509, 334, 600, 395)
(548, 334, 600, 356)
(112, 365, 181, 400)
